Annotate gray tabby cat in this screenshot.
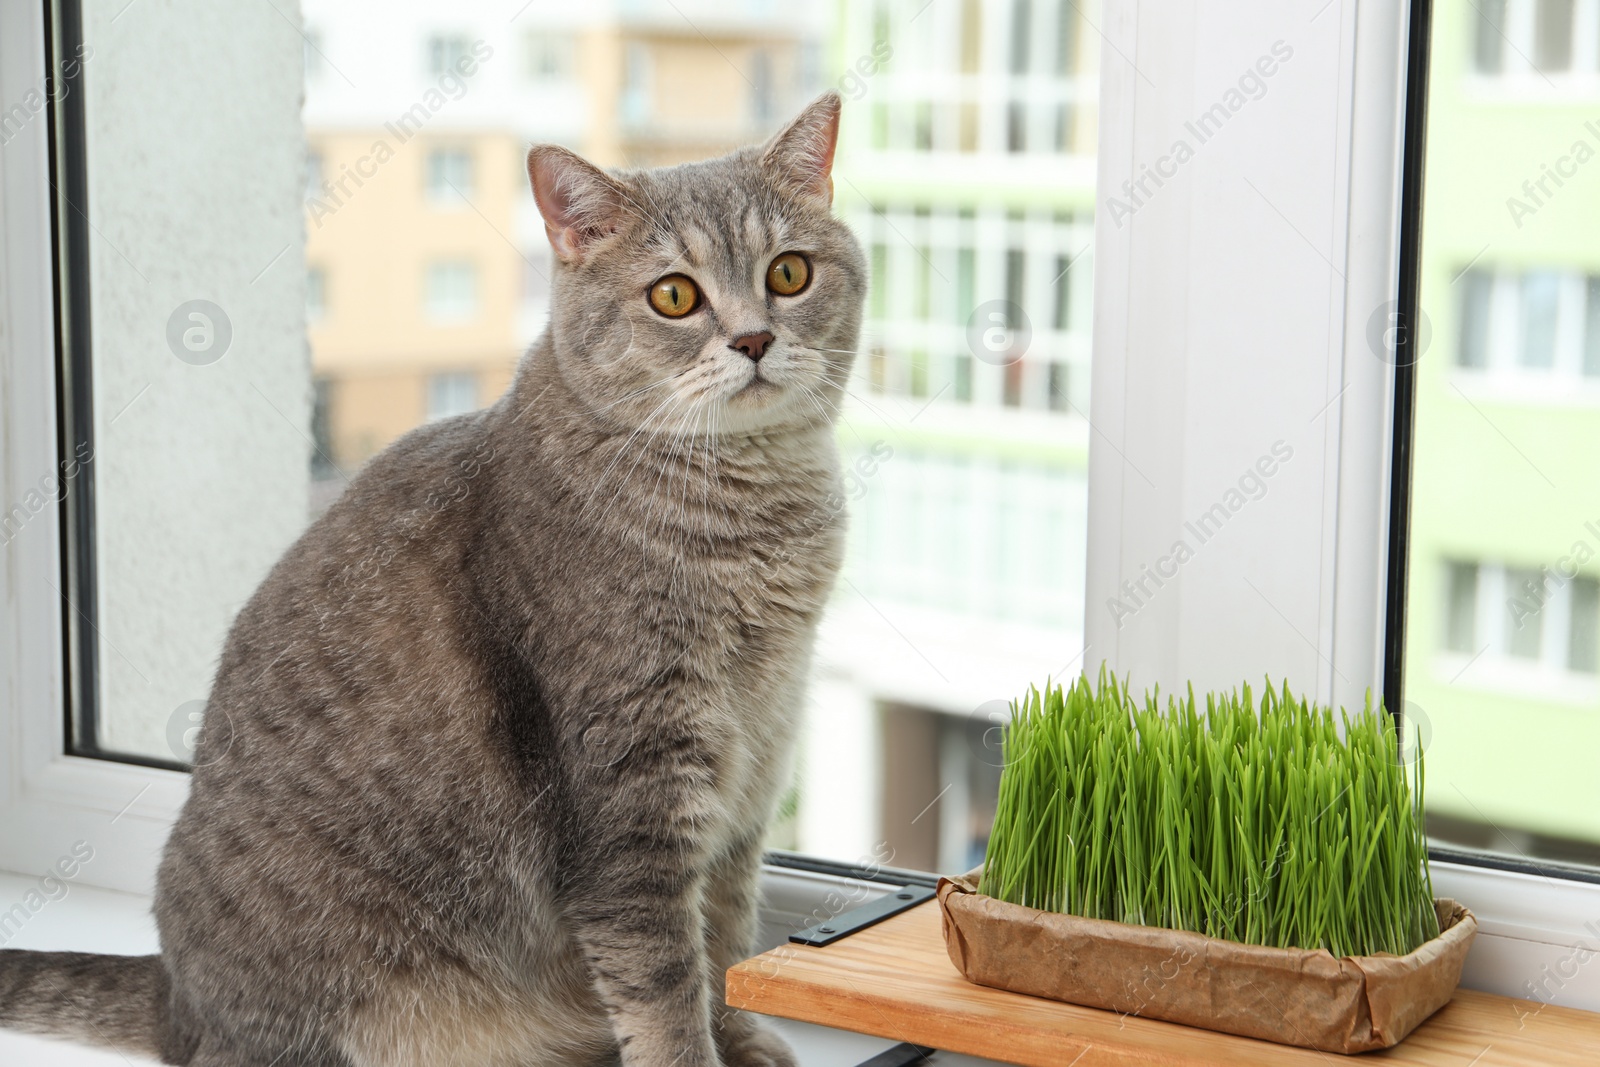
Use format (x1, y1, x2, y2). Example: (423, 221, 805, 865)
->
(0, 91, 864, 1066)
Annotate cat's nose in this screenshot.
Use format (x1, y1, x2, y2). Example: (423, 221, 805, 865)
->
(730, 331, 775, 362)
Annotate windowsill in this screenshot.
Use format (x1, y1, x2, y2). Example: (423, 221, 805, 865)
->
(1460, 73, 1600, 103)
(1436, 651, 1600, 706)
(0, 868, 1009, 1067)
(1449, 370, 1600, 407)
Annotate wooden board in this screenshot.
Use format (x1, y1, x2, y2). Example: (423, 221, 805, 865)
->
(726, 901, 1600, 1066)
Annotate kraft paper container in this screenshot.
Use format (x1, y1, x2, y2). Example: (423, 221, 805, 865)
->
(938, 873, 1476, 1054)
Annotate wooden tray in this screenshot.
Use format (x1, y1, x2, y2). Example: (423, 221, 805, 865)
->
(725, 900, 1600, 1066)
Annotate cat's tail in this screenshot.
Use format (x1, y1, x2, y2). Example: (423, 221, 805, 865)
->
(0, 950, 172, 1060)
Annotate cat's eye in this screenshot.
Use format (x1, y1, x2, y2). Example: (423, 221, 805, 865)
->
(766, 253, 811, 296)
(648, 274, 700, 317)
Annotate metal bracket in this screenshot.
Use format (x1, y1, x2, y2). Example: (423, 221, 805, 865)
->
(788, 883, 937, 947)
(854, 1042, 938, 1066)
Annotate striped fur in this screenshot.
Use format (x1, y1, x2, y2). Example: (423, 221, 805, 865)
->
(0, 93, 862, 1066)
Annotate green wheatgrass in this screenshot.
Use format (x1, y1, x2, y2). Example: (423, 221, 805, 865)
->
(977, 667, 1440, 958)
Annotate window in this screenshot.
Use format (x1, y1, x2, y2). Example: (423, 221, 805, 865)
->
(304, 148, 324, 201)
(520, 247, 551, 308)
(15, 0, 1105, 879)
(1403, 0, 1600, 869)
(1456, 269, 1492, 369)
(1435, 560, 1600, 680)
(1534, 0, 1576, 73)
(425, 147, 473, 204)
(750, 49, 775, 126)
(1473, 0, 1509, 74)
(1471, 0, 1600, 80)
(304, 27, 325, 79)
(311, 378, 338, 484)
(307, 265, 327, 322)
(1451, 267, 1600, 389)
(526, 31, 573, 82)
(425, 261, 478, 322)
(10, 0, 1600, 1019)
(427, 33, 471, 76)
(621, 42, 651, 126)
(426, 372, 479, 420)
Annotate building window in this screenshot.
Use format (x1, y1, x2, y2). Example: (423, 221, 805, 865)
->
(304, 149, 324, 201)
(750, 49, 775, 126)
(1519, 272, 1560, 370)
(1457, 269, 1492, 370)
(1473, 0, 1509, 73)
(521, 248, 551, 308)
(426, 261, 478, 322)
(426, 372, 479, 421)
(1444, 560, 1479, 654)
(426, 148, 474, 204)
(307, 266, 326, 323)
(854, 204, 1092, 414)
(1453, 268, 1600, 387)
(1533, 0, 1576, 73)
(304, 28, 324, 80)
(311, 378, 337, 481)
(1585, 277, 1600, 378)
(428, 34, 472, 77)
(621, 43, 652, 125)
(526, 32, 573, 82)
(1572, 577, 1600, 673)
(1442, 559, 1600, 678)
(1472, 0, 1600, 79)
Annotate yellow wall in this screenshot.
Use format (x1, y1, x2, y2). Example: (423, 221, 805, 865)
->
(305, 130, 527, 465)
(305, 23, 807, 470)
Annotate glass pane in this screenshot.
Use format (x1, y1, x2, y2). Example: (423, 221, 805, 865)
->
(69, 0, 1098, 875)
(1473, 0, 1507, 74)
(1443, 560, 1478, 653)
(1534, 0, 1575, 74)
(1407, 2, 1600, 868)
(1504, 566, 1544, 660)
(1572, 577, 1600, 674)
(1586, 276, 1600, 377)
(1519, 272, 1559, 369)
(1456, 269, 1492, 368)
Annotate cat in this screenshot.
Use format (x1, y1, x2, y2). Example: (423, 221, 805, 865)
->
(0, 91, 865, 1067)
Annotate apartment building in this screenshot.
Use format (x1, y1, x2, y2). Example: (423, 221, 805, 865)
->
(300, 0, 822, 488)
(1405, 0, 1600, 860)
(798, 0, 1101, 871)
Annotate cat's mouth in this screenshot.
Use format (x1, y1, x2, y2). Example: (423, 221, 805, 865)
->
(731, 371, 780, 402)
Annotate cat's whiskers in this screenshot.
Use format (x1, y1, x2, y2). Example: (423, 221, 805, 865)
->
(572, 368, 690, 422)
(581, 389, 683, 519)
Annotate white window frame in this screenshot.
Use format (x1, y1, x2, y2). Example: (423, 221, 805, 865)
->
(0, 0, 190, 902)
(3, 0, 1600, 1022)
(1089, 0, 1600, 1010)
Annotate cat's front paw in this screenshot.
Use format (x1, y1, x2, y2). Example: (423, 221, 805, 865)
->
(718, 1018, 799, 1067)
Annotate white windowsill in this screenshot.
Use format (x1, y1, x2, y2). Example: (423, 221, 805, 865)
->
(0, 868, 1010, 1067)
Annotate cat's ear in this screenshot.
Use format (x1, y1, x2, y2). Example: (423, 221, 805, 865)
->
(761, 91, 841, 206)
(526, 145, 631, 262)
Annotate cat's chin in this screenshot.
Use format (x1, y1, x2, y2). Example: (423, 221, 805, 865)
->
(728, 376, 782, 403)
(711, 383, 825, 437)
